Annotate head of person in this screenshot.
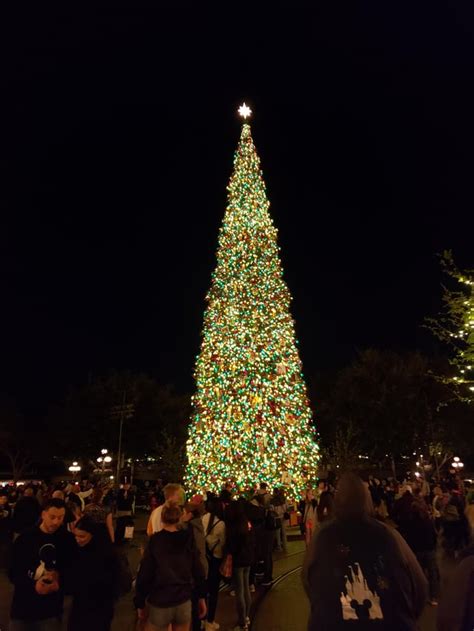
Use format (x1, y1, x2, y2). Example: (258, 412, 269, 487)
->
(334, 473, 374, 522)
(206, 497, 225, 521)
(219, 489, 232, 504)
(74, 516, 100, 547)
(41, 499, 66, 534)
(163, 483, 185, 506)
(162, 502, 183, 528)
(183, 500, 205, 520)
(23, 486, 34, 498)
(318, 480, 326, 492)
(52, 489, 65, 500)
(226, 498, 249, 533)
(305, 489, 314, 501)
(0, 492, 8, 506)
(259, 482, 268, 493)
(317, 490, 334, 522)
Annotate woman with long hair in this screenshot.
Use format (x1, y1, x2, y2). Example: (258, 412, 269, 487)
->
(67, 516, 120, 631)
(226, 499, 255, 631)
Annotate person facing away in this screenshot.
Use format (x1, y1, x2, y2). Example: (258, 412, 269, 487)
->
(12, 486, 41, 536)
(147, 483, 186, 535)
(302, 473, 428, 631)
(226, 499, 255, 631)
(9, 498, 76, 631)
(84, 487, 115, 543)
(135, 501, 207, 631)
(66, 516, 120, 631)
(201, 498, 226, 631)
(401, 498, 440, 606)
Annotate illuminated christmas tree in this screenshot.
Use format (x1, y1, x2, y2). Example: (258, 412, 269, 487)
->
(186, 104, 319, 496)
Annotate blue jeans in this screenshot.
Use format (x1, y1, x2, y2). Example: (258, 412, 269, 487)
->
(234, 566, 251, 626)
(9, 619, 61, 631)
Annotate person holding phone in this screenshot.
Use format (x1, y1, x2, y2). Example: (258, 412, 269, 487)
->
(9, 498, 76, 631)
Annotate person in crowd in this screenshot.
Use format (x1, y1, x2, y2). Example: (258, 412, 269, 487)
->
(65, 483, 93, 512)
(437, 543, 474, 631)
(392, 484, 414, 539)
(315, 480, 327, 501)
(441, 482, 470, 556)
(9, 498, 76, 631)
(252, 494, 275, 586)
(0, 490, 13, 566)
(51, 490, 65, 501)
(272, 488, 288, 552)
(135, 502, 207, 631)
(303, 473, 427, 631)
(402, 499, 440, 606)
(115, 483, 135, 544)
(302, 489, 318, 547)
(255, 483, 271, 508)
(84, 487, 115, 543)
(65, 501, 82, 533)
(245, 497, 265, 593)
(12, 486, 41, 537)
(465, 491, 474, 536)
(147, 483, 186, 535)
(67, 516, 120, 631)
(182, 498, 209, 631)
(226, 499, 255, 631)
(202, 497, 226, 631)
(316, 489, 334, 525)
(432, 485, 444, 532)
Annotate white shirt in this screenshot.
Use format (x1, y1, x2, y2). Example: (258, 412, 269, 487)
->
(149, 505, 164, 533)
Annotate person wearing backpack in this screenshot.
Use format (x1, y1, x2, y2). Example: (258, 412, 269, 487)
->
(201, 498, 226, 631)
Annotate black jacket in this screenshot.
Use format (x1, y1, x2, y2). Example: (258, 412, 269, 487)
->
(226, 523, 255, 568)
(134, 527, 206, 609)
(66, 537, 119, 631)
(9, 525, 76, 621)
(302, 518, 427, 631)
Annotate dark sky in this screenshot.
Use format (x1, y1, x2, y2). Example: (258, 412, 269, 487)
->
(2, 3, 474, 416)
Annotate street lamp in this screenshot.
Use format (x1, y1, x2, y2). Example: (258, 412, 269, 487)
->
(451, 456, 464, 470)
(97, 449, 112, 475)
(68, 461, 81, 478)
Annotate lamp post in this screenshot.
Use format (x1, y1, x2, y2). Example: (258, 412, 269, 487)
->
(68, 461, 81, 479)
(451, 456, 464, 471)
(96, 449, 112, 476)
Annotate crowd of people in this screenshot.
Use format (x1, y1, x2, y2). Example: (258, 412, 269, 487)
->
(0, 469, 472, 631)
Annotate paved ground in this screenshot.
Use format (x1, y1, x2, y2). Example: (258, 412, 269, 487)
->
(0, 520, 457, 631)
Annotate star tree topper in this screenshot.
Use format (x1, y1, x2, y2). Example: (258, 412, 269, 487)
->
(238, 102, 252, 119)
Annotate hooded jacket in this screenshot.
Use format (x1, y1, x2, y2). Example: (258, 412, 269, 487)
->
(302, 474, 427, 631)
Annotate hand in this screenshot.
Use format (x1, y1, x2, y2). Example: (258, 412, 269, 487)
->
(198, 598, 207, 619)
(35, 573, 59, 596)
(137, 608, 147, 621)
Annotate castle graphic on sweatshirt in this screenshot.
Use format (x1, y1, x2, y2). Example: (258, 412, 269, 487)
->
(340, 562, 384, 621)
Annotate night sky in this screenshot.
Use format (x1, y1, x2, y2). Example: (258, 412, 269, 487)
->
(2, 4, 473, 417)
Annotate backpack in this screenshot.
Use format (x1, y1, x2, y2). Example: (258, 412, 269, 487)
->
(265, 506, 282, 531)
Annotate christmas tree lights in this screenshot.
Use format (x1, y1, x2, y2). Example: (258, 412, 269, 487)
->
(428, 251, 474, 400)
(185, 108, 319, 496)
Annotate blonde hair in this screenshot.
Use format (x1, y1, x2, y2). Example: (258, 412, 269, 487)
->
(163, 483, 185, 505)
